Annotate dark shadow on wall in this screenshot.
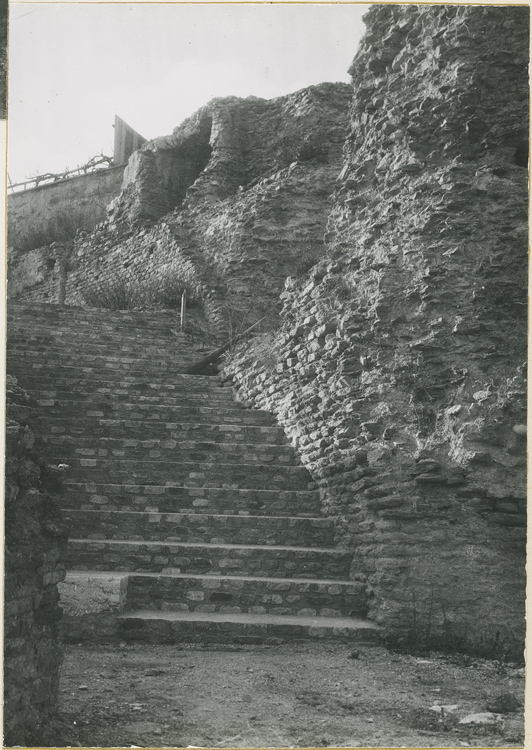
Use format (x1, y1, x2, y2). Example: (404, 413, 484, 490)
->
(155, 117, 213, 208)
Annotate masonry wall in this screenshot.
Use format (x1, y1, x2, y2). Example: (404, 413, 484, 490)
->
(8, 84, 351, 337)
(5, 3, 528, 655)
(8, 166, 125, 250)
(223, 5, 528, 654)
(4, 376, 68, 745)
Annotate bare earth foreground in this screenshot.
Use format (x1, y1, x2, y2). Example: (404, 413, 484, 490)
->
(46, 642, 525, 748)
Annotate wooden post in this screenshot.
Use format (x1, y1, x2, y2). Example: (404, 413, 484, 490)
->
(180, 290, 187, 332)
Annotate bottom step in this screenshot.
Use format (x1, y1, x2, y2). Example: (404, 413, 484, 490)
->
(117, 610, 381, 644)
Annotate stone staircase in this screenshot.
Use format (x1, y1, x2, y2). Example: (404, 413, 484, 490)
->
(6, 303, 380, 645)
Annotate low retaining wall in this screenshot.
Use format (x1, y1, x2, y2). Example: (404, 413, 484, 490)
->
(4, 376, 69, 746)
(8, 166, 125, 251)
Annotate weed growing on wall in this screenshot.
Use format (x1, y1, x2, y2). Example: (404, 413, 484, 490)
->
(8, 204, 107, 253)
(82, 275, 199, 311)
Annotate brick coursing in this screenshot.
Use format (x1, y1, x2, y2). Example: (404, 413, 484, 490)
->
(4, 376, 68, 745)
(8, 84, 352, 339)
(223, 5, 528, 652)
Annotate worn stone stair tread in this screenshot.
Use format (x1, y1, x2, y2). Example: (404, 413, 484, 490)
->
(18, 375, 229, 387)
(52, 457, 307, 470)
(51, 458, 314, 489)
(36, 420, 285, 442)
(63, 481, 315, 495)
(66, 569, 355, 587)
(9, 359, 205, 372)
(38, 442, 297, 466)
(62, 481, 319, 502)
(7, 340, 198, 355)
(18, 377, 227, 392)
(63, 509, 330, 523)
(7, 351, 198, 363)
(8, 303, 186, 321)
(31, 396, 259, 411)
(117, 609, 379, 630)
(39, 437, 293, 452)
(69, 537, 343, 554)
(31, 403, 272, 415)
(64, 509, 333, 545)
(31, 408, 275, 426)
(43, 417, 279, 429)
(64, 508, 334, 546)
(61, 482, 320, 516)
(9, 303, 368, 643)
(7, 340, 197, 354)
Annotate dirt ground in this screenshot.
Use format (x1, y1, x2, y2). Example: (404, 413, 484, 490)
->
(46, 642, 525, 749)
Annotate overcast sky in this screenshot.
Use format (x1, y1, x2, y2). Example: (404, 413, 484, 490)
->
(7, 3, 368, 183)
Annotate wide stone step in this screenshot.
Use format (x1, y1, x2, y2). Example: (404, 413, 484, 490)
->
(7, 334, 200, 356)
(11, 372, 228, 395)
(7, 339, 196, 357)
(123, 572, 366, 618)
(65, 539, 352, 578)
(37, 418, 287, 445)
(7, 304, 187, 329)
(62, 483, 321, 517)
(55, 457, 314, 489)
(64, 509, 335, 547)
(117, 610, 380, 644)
(29, 388, 234, 407)
(30, 402, 274, 426)
(37, 436, 297, 466)
(7, 348, 205, 372)
(7, 353, 200, 375)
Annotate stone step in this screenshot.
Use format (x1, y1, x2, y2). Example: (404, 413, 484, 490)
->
(26, 401, 275, 426)
(36, 418, 287, 445)
(116, 610, 380, 645)
(62, 483, 322, 517)
(54, 457, 314, 489)
(123, 572, 366, 618)
(28, 394, 260, 416)
(6, 335, 193, 352)
(37, 436, 298, 466)
(30, 395, 243, 416)
(9, 303, 367, 645)
(65, 539, 352, 578)
(28, 387, 234, 406)
(64, 509, 335, 547)
(6, 347, 206, 368)
(7, 352, 200, 374)
(7, 304, 188, 329)
(10, 372, 227, 394)
(7, 332, 200, 354)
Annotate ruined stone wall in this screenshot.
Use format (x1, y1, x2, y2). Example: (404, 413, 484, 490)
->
(8, 166, 125, 250)
(4, 376, 68, 745)
(7, 167, 125, 304)
(8, 84, 351, 336)
(223, 5, 528, 654)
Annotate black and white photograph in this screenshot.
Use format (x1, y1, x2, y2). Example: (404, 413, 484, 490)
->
(4, 2, 529, 747)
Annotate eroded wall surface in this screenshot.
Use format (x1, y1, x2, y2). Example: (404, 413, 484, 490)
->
(223, 5, 528, 652)
(8, 84, 351, 335)
(4, 377, 68, 745)
(8, 166, 125, 249)
(8, 167, 125, 303)
(5, 5, 528, 654)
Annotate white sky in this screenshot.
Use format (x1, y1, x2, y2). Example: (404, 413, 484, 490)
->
(7, 3, 368, 183)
